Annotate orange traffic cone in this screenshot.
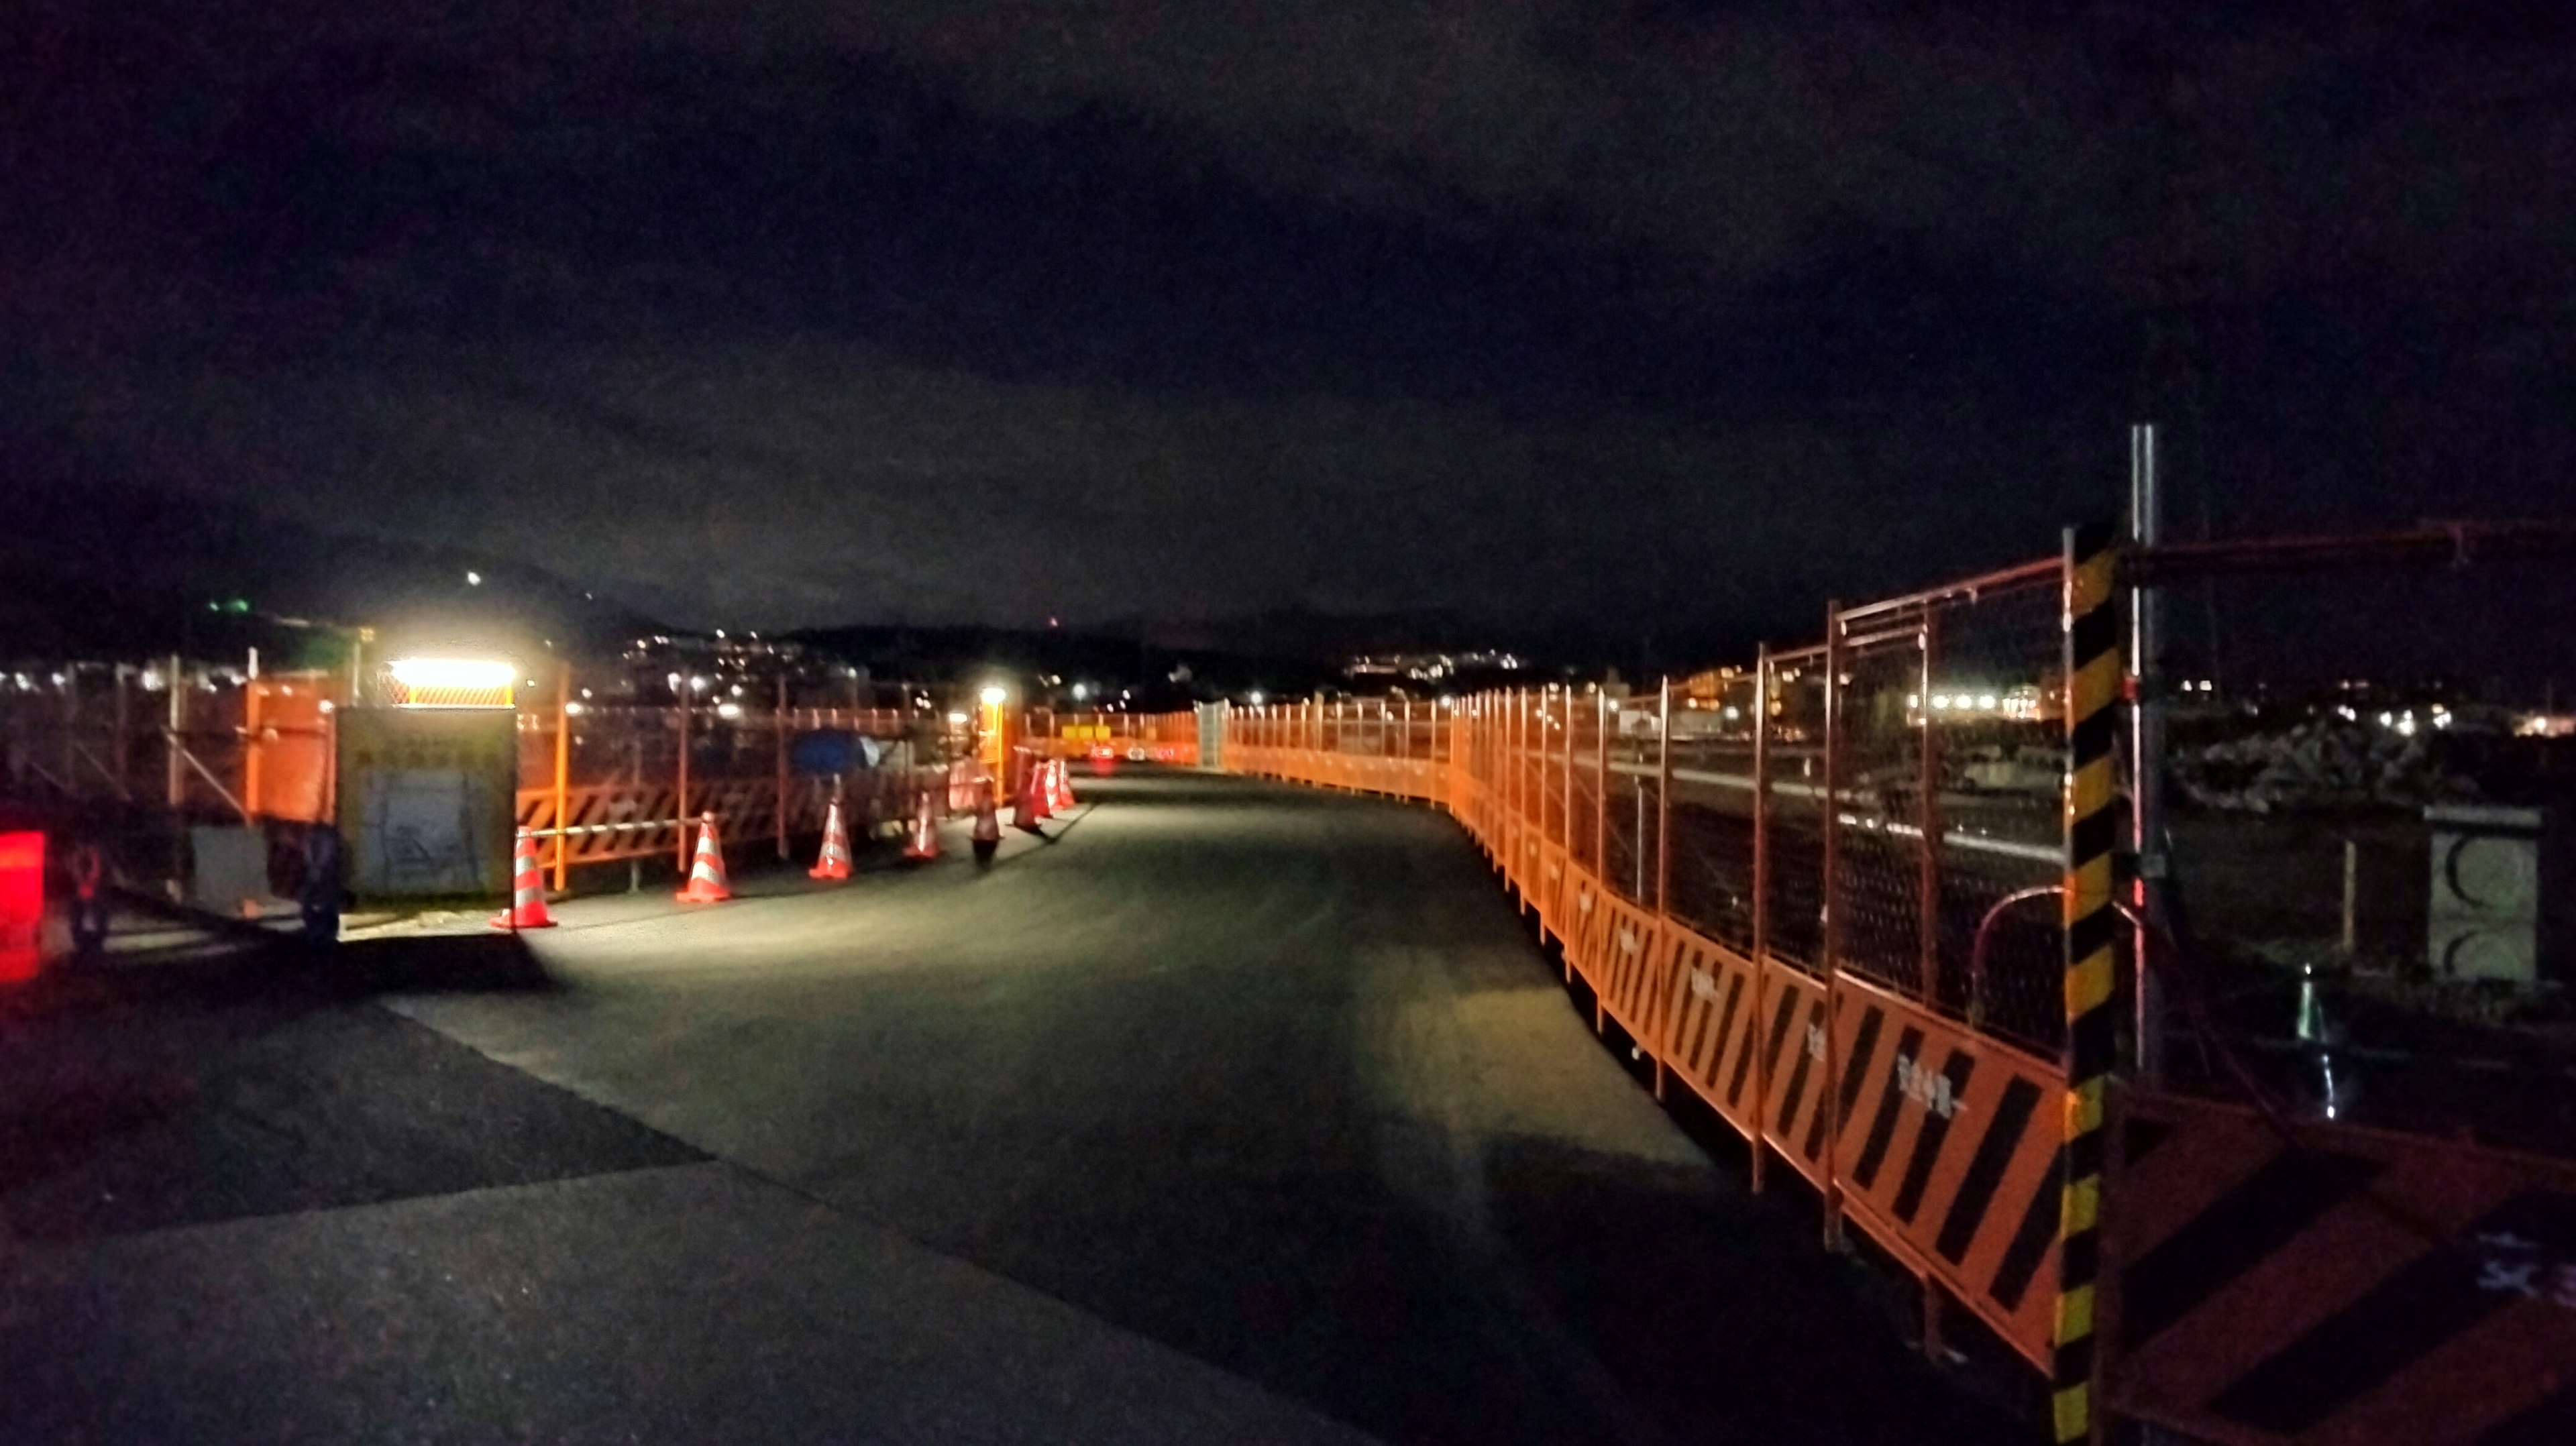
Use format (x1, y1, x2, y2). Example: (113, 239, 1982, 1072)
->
(676, 813, 732, 903)
(492, 828, 557, 929)
(1016, 757, 1052, 830)
(1050, 759, 1076, 811)
(903, 789, 941, 860)
(810, 796, 853, 881)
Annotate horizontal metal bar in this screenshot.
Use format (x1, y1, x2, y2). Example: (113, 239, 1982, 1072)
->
(1609, 759, 2061, 863)
(1833, 556, 2063, 624)
(2126, 519, 2576, 583)
(527, 819, 685, 838)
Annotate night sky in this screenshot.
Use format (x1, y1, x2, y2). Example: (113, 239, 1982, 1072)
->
(7, 2, 2573, 655)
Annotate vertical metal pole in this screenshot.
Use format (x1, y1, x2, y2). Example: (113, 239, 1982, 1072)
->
(774, 674, 790, 861)
(2130, 422, 2167, 1083)
(113, 664, 131, 795)
(1919, 612, 1945, 1009)
(675, 687, 692, 872)
(62, 667, 81, 797)
(2341, 839, 2359, 957)
(1819, 608, 1847, 1246)
(554, 661, 573, 891)
(166, 653, 187, 812)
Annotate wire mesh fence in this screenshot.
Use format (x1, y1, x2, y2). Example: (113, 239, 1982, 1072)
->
(1666, 669, 1760, 956)
(1830, 618, 1929, 1001)
(1568, 693, 1603, 875)
(1602, 689, 1662, 910)
(1763, 650, 1830, 975)
(1926, 575, 2072, 1052)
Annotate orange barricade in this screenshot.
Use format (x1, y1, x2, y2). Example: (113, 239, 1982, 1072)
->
(1829, 975, 2068, 1368)
(1189, 520, 2576, 1444)
(2104, 1089, 2576, 1446)
(1656, 932, 1772, 1139)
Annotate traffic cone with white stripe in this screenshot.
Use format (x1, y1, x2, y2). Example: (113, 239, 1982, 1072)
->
(676, 813, 732, 903)
(1049, 759, 1076, 812)
(903, 788, 941, 860)
(492, 828, 557, 928)
(810, 795, 853, 881)
(1016, 757, 1052, 830)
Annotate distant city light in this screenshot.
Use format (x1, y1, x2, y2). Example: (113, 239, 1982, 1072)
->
(464, 571, 482, 586)
(716, 702, 743, 720)
(1071, 683, 1089, 702)
(946, 711, 969, 726)
(1248, 690, 1266, 706)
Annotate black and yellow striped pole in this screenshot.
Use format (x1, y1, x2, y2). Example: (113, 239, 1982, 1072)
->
(2055, 520, 2121, 1443)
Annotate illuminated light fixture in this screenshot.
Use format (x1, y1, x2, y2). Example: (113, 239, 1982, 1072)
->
(979, 685, 1008, 707)
(1978, 694, 1998, 712)
(465, 571, 482, 586)
(1248, 690, 1266, 706)
(564, 702, 584, 716)
(1071, 683, 1088, 702)
(386, 657, 516, 708)
(1931, 695, 1951, 710)
(946, 711, 969, 726)
(716, 702, 744, 720)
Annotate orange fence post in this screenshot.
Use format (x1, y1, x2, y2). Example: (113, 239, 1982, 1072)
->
(553, 661, 572, 891)
(1656, 678, 1673, 920)
(1593, 689, 1607, 882)
(1746, 651, 1770, 1195)
(1918, 611, 1943, 1009)
(676, 691, 692, 872)
(241, 669, 264, 819)
(1819, 604, 1847, 1249)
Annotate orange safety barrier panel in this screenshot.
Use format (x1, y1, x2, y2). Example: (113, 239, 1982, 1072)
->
(1595, 896, 1663, 1042)
(1655, 932, 1772, 1140)
(1756, 968, 1837, 1192)
(1828, 975, 2068, 1369)
(2104, 1089, 2576, 1446)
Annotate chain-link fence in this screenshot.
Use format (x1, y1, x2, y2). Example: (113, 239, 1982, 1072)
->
(1665, 668, 1760, 956)
(1762, 649, 1830, 974)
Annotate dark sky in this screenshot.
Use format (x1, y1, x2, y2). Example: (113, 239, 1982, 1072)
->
(7, 2, 2573, 649)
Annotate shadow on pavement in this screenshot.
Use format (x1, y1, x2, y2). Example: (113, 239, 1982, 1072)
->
(1485, 1133, 2030, 1445)
(1, 928, 694, 1243)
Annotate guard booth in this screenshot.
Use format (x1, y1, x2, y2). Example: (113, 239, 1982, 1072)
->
(335, 662, 518, 903)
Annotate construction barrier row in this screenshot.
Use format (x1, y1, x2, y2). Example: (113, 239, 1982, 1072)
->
(1187, 533, 2576, 1446)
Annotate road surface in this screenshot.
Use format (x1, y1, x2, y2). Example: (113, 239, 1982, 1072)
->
(1, 771, 2023, 1444)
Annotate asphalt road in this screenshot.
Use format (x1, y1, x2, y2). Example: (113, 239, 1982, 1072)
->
(2, 771, 2024, 1445)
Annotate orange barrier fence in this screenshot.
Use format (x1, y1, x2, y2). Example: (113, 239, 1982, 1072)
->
(1027, 709, 1200, 765)
(1165, 529, 2576, 1446)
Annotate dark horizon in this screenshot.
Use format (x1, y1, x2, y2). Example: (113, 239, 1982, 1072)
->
(9, 3, 2575, 659)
